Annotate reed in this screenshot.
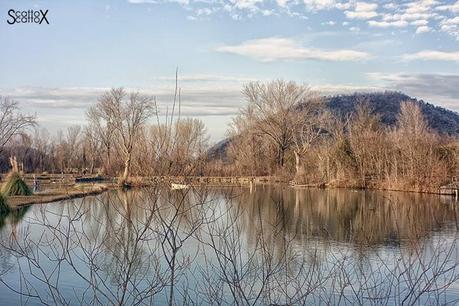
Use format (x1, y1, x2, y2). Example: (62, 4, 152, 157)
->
(1, 172, 33, 196)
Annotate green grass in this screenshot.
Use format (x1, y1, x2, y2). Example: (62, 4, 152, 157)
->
(1, 172, 33, 196)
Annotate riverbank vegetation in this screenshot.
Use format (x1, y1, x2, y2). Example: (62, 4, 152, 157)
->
(225, 81, 459, 193)
(1, 79, 458, 193)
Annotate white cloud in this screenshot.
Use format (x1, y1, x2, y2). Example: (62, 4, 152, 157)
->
(441, 17, 459, 26)
(403, 50, 459, 61)
(125, 0, 459, 39)
(303, 0, 337, 10)
(0, 85, 246, 118)
(311, 83, 381, 94)
(436, 1, 459, 13)
(437, 16, 459, 38)
(215, 37, 371, 61)
(276, 0, 290, 7)
(345, 10, 377, 20)
(345, 2, 378, 20)
(230, 0, 264, 11)
(383, 3, 398, 10)
(129, 0, 190, 4)
(128, 0, 158, 3)
(412, 20, 429, 26)
(416, 25, 431, 33)
(156, 74, 258, 82)
(368, 20, 408, 28)
(335, 2, 352, 10)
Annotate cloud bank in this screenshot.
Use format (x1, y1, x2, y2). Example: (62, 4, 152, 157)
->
(215, 37, 371, 62)
(367, 72, 459, 111)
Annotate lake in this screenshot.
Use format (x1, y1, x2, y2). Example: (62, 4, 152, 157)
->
(0, 186, 457, 305)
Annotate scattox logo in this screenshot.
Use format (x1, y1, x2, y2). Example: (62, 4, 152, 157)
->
(7, 9, 49, 25)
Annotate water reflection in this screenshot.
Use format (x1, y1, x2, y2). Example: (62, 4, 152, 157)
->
(238, 186, 458, 247)
(0, 186, 456, 305)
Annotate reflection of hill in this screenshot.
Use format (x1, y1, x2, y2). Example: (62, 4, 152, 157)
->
(237, 186, 458, 248)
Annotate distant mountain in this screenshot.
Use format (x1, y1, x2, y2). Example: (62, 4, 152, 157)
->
(208, 91, 459, 161)
(207, 137, 234, 162)
(326, 91, 459, 135)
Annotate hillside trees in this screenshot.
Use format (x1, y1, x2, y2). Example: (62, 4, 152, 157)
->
(241, 80, 314, 169)
(231, 80, 328, 177)
(348, 102, 384, 186)
(228, 110, 274, 176)
(292, 98, 329, 180)
(389, 101, 447, 190)
(226, 83, 457, 192)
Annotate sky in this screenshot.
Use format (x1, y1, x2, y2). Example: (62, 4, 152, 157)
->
(0, 0, 458, 142)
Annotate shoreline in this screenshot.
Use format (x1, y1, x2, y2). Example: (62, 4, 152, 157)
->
(6, 184, 110, 208)
(3, 175, 454, 208)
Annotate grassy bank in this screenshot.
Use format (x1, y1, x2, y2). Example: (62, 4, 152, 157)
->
(6, 184, 109, 208)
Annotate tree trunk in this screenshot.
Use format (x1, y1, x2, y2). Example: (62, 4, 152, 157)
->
(294, 150, 305, 179)
(105, 146, 111, 175)
(122, 154, 131, 183)
(278, 146, 286, 168)
(90, 160, 94, 175)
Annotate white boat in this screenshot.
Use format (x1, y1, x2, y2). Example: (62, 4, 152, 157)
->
(171, 183, 190, 190)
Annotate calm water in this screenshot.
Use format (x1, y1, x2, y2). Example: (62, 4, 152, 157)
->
(0, 186, 457, 305)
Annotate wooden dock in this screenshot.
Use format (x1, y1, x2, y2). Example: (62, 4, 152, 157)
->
(143, 176, 283, 186)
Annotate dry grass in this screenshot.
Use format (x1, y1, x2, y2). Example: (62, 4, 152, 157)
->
(6, 184, 108, 207)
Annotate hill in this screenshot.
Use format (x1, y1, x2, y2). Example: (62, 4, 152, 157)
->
(326, 91, 459, 135)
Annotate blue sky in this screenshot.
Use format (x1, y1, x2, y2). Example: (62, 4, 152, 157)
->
(0, 0, 458, 141)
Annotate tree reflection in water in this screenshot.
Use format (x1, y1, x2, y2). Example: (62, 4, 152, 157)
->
(0, 186, 457, 305)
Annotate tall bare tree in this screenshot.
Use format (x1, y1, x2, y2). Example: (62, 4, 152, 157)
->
(91, 88, 156, 184)
(241, 80, 314, 169)
(87, 103, 116, 175)
(292, 97, 329, 180)
(0, 97, 36, 153)
(83, 125, 102, 174)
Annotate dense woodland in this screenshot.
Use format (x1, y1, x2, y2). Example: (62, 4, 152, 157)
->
(1, 81, 458, 192)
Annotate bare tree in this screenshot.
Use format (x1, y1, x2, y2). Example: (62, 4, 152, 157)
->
(66, 125, 82, 171)
(90, 88, 156, 184)
(291, 97, 329, 181)
(390, 101, 443, 190)
(241, 80, 313, 169)
(348, 101, 383, 186)
(87, 103, 116, 175)
(0, 97, 36, 153)
(83, 125, 102, 174)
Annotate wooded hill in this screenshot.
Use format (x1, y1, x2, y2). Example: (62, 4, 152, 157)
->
(326, 92, 459, 135)
(208, 91, 459, 161)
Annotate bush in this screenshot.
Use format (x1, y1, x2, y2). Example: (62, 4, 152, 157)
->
(1, 172, 33, 196)
(0, 193, 10, 214)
